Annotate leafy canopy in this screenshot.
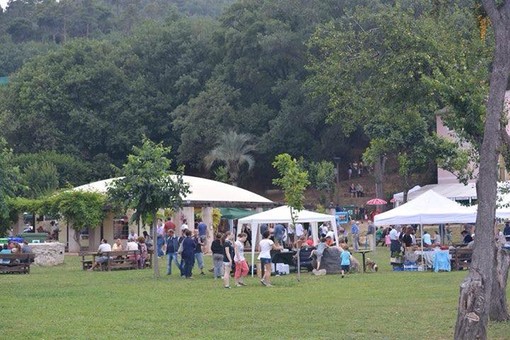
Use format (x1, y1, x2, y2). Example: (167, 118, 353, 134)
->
(107, 137, 190, 225)
(272, 153, 310, 215)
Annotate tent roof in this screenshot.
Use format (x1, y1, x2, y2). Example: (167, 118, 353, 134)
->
(219, 208, 256, 220)
(393, 183, 477, 203)
(238, 205, 336, 225)
(73, 176, 274, 208)
(375, 190, 476, 226)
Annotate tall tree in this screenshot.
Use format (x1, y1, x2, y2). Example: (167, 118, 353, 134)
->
(0, 137, 20, 234)
(455, 1, 510, 338)
(203, 130, 256, 186)
(107, 137, 190, 278)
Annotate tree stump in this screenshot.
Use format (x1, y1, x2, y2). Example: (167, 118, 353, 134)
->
(455, 269, 489, 340)
(490, 246, 510, 321)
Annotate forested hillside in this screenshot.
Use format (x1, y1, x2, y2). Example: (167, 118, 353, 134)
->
(0, 0, 492, 201)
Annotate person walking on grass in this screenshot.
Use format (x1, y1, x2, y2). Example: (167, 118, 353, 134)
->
(234, 233, 249, 287)
(222, 231, 235, 289)
(181, 229, 195, 279)
(193, 229, 205, 275)
(165, 229, 180, 275)
(340, 243, 351, 278)
(258, 230, 283, 287)
(211, 232, 224, 279)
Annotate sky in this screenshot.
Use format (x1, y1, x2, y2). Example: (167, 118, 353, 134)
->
(0, 1, 8, 10)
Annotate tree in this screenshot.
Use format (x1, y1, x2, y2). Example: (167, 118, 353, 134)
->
(203, 130, 256, 186)
(454, 1, 510, 338)
(306, 3, 467, 200)
(107, 137, 190, 278)
(307, 160, 335, 206)
(21, 161, 59, 199)
(272, 153, 310, 281)
(47, 190, 107, 246)
(0, 137, 20, 235)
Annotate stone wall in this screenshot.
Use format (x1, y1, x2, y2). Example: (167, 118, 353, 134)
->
(29, 242, 65, 266)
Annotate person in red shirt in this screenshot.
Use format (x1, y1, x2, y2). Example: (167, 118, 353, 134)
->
(164, 217, 176, 233)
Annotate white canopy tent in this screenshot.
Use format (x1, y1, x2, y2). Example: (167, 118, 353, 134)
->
(375, 190, 476, 271)
(374, 190, 476, 226)
(238, 205, 337, 276)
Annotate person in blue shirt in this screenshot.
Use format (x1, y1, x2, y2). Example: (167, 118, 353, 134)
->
(197, 219, 208, 243)
(274, 224, 285, 246)
(340, 243, 351, 278)
(350, 221, 359, 251)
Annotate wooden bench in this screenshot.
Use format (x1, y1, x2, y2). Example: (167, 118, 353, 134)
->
(0, 253, 35, 274)
(80, 250, 140, 271)
(450, 248, 473, 270)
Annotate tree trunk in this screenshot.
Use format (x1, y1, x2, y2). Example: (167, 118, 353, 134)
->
(152, 212, 160, 278)
(490, 244, 510, 321)
(455, 2, 510, 337)
(373, 153, 386, 200)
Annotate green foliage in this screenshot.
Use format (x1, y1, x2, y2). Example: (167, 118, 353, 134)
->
(203, 130, 256, 186)
(272, 153, 310, 220)
(21, 161, 59, 199)
(213, 165, 229, 183)
(107, 137, 190, 225)
(0, 137, 21, 232)
(47, 190, 107, 231)
(307, 160, 335, 205)
(306, 3, 487, 191)
(13, 151, 96, 187)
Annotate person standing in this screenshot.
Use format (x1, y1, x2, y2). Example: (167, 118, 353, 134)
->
(234, 233, 249, 287)
(211, 233, 224, 279)
(351, 221, 360, 251)
(197, 219, 208, 244)
(164, 217, 176, 233)
(156, 218, 165, 258)
(165, 229, 180, 275)
(366, 220, 376, 251)
(222, 231, 235, 289)
(258, 230, 282, 287)
(503, 222, 510, 242)
(340, 243, 351, 278)
(193, 230, 205, 275)
(295, 223, 304, 240)
(274, 224, 285, 246)
(180, 229, 195, 279)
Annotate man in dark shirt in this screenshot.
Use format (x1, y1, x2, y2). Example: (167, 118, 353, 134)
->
(461, 230, 473, 244)
(504, 222, 510, 242)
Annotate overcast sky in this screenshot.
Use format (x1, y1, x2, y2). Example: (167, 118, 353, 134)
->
(1, 1, 8, 10)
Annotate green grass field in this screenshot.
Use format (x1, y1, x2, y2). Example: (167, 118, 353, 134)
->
(2, 247, 510, 339)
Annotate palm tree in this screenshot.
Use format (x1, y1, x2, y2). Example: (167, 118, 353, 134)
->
(204, 131, 256, 186)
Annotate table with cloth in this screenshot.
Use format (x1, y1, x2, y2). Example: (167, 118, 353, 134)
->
(414, 248, 451, 272)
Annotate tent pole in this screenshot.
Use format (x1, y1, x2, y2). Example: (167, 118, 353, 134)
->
(250, 223, 257, 277)
(420, 224, 424, 271)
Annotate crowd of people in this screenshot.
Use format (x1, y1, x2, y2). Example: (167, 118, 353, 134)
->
(0, 240, 32, 264)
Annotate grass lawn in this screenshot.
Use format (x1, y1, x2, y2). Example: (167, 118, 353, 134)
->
(2, 247, 510, 339)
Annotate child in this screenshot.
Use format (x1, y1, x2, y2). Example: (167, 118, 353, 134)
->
(312, 237, 328, 271)
(340, 243, 351, 278)
(234, 233, 249, 287)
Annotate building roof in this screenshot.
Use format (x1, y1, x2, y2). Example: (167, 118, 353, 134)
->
(73, 175, 275, 208)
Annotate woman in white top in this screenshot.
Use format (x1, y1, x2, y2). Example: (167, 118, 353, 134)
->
(258, 230, 282, 287)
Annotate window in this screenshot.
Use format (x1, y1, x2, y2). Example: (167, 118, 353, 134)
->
(113, 216, 129, 239)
